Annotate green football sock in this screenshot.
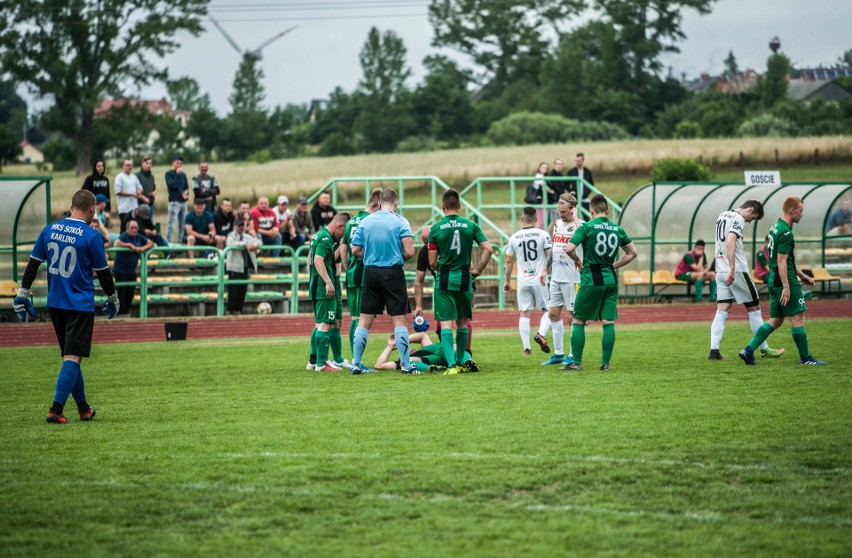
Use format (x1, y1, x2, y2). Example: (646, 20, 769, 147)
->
(329, 328, 343, 363)
(601, 323, 616, 365)
(570, 324, 585, 365)
(747, 323, 775, 352)
(440, 329, 455, 366)
(413, 361, 431, 372)
(455, 328, 469, 365)
(709, 280, 717, 301)
(695, 279, 704, 302)
(315, 330, 330, 366)
(791, 326, 810, 360)
(348, 317, 359, 357)
(309, 327, 318, 364)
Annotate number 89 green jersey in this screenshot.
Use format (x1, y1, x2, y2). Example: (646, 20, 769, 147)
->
(428, 214, 488, 292)
(568, 217, 631, 287)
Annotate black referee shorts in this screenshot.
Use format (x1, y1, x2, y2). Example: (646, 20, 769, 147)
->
(49, 307, 96, 358)
(361, 266, 409, 316)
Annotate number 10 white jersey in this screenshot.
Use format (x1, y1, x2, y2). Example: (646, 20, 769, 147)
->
(506, 227, 552, 287)
(714, 210, 749, 274)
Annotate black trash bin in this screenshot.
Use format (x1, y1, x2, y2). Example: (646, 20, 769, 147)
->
(165, 321, 188, 341)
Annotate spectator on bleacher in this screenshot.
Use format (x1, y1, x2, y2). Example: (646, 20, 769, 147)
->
(826, 198, 851, 235)
(547, 158, 565, 224)
(95, 194, 112, 231)
(237, 200, 255, 235)
(83, 160, 111, 213)
(192, 161, 220, 213)
(225, 218, 262, 314)
(293, 197, 315, 242)
(311, 191, 337, 232)
(165, 155, 189, 244)
(115, 159, 149, 233)
(112, 219, 154, 317)
(755, 235, 770, 282)
(674, 239, 716, 302)
(136, 155, 157, 220)
(566, 153, 595, 216)
(90, 219, 111, 248)
(130, 204, 169, 252)
(529, 161, 548, 229)
(214, 198, 236, 238)
(250, 197, 282, 257)
(274, 195, 302, 250)
(184, 198, 221, 258)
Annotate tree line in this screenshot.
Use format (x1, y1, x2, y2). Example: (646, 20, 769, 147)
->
(0, 1, 850, 173)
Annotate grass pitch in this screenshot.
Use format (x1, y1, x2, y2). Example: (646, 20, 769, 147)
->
(1, 319, 850, 557)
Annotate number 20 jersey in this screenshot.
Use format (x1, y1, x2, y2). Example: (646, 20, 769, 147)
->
(714, 210, 749, 274)
(31, 217, 109, 312)
(506, 227, 552, 287)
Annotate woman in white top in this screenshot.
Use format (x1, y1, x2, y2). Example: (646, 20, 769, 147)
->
(532, 161, 548, 229)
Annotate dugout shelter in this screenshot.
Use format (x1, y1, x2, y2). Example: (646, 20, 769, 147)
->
(618, 181, 852, 298)
(0, 176, 51, 283)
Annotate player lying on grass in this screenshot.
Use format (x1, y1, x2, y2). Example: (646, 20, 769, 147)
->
(374, 332, 477, 373)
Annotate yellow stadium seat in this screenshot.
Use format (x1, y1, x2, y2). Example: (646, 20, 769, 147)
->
(652, 270, 686, 285)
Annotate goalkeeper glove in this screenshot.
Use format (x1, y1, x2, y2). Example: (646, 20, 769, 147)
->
(103, 293, 119, 319)
(412, 313, 429, 332)
(12, 287, 36, 323)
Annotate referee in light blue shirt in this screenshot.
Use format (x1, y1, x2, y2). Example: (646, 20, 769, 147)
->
(349, 188, 415, 373)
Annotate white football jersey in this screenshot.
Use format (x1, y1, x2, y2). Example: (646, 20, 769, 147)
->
(507, 227, 552, 287)
(714, 210, 749, 273)
(551, 218, 584, 283)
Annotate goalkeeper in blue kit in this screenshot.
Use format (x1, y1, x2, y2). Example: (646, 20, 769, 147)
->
(13, 190, 119, 423)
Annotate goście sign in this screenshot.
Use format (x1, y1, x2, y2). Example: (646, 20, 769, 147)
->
(744, 170, 781, 186)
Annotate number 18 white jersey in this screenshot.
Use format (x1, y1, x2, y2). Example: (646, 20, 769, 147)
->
(714, 210, 749, 274)
(506, 227, 552, 287)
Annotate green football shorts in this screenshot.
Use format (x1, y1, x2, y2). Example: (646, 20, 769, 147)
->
(433, 289, 473, 321)
(768, 283, 807, 318)
(573, 284, 619, 322)
(313, 294, 343, 324)
(347, 287, 362, 318)
(675, 272, 694, 283)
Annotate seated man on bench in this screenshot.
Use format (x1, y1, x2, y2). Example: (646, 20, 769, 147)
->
(675, 239, 716, 302)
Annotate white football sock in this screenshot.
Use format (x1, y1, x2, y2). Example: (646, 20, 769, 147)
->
(748, 309, 769, 351)
(552, 319, 565, 356)
(537, 312, 551, 337)
(710, 310, 728, 350)
(519, 317, 531, 351)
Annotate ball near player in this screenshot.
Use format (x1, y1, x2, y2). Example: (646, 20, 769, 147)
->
(12, 190, 119, 423)
(561, 194, 637, 371)
(428, 189, 494, 374)
(503, 206, 553, 355)
(739, 197, 825, 366)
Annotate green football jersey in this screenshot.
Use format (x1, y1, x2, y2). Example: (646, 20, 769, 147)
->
(569, 217, 632, 287)
(767, 218, 798, 287)
(308, 227, 336, 300)
(342, 210, 370, 288)
(428, 215, 488, 292)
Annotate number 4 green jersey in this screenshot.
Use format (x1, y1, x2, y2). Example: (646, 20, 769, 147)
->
(568, 217, 632, 287)
(428, 214, 488, 292)
(341, 210, 370, 288)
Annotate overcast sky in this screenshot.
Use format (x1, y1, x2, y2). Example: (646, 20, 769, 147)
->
(22, 0, 852, 114)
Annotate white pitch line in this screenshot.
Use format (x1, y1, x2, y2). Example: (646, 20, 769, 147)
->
(224, 451, 852, 475)
(52, 478, 852, 529)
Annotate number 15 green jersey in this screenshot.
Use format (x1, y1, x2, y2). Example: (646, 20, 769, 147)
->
(569, 217, 631, 287)
(428, 214, 488, 292)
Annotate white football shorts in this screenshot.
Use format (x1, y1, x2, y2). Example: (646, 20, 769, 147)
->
(548, 280, 577, 311)
(715, 270, 760, 306)
(517, 284, 548, 312)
